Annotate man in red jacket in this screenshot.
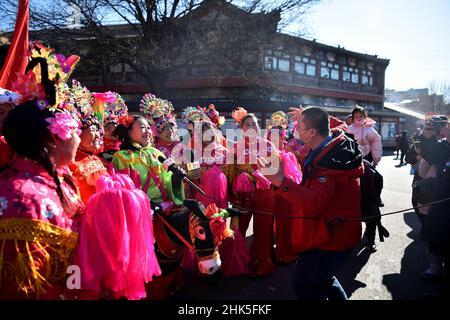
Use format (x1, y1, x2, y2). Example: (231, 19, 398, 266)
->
(262, 106, 364, 300)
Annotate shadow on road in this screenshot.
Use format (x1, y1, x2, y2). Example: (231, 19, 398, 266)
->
(382, 212, 440, 300)
(174, 234, 297, 300)
(337, 241, 371, 298)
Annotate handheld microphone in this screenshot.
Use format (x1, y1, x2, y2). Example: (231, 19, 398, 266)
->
(158, 155, 207, 196)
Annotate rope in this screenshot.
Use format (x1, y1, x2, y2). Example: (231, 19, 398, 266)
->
(196, 190, 450, 234)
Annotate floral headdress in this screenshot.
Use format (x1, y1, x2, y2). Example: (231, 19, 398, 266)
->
(231, 107, 248, 125)
(205, 104, 225, 128)
(268, 111, 288, 130)
(10, 43, 80, 141)
(58, 80, 100, 131)
(103, 92, 128, 126)
(139, 93, 176, 134)
(12, 42, 80, 109)
(182, 106, 206, 125)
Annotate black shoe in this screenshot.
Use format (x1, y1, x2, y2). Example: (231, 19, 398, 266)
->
(365, 243, 377, 253)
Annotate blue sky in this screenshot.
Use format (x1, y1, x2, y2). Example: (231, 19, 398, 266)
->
(288, 0, 450, 91)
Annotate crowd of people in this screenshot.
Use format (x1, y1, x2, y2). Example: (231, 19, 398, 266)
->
(0, 43, 449, 300)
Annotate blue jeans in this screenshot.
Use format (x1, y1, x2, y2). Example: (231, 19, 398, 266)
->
(292, 248, 353, 300)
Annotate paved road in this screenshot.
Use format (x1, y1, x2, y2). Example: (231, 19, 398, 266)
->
(174, 153, 440, 300)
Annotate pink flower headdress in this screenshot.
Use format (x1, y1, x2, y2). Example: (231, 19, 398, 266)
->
(46, 111, 81, 140)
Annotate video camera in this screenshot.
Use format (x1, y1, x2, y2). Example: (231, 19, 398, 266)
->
(426, 115, 448, 136)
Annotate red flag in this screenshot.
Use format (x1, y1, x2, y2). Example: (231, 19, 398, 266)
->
(0, 0, 29, 90)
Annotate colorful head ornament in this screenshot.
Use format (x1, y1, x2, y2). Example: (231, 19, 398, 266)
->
(58, 79, 100, 131)
(268, 111, 288, 130)
(182, 106, 207, 125)
(0, 87, 21, 105)
(139, 93, 176, 134)
(91, 91, 116, 126)
(103, 92, 128, 126)
(231, 107, 248, 125)
(12, 41, 80, 108)
(117, 114, 135, 128)
(10, 43, 80, 141)
(205, 104, 225, 128)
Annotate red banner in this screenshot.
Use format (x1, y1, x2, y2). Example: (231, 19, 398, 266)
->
(0, 0, 29, 90)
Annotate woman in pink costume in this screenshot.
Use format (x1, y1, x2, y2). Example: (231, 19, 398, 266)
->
(230, 107, 279, 277)
(265, 111, 303, 264)
(61, 85, 161, 299)
(0, 53, 85, 299)
(179, 105, 249, 276)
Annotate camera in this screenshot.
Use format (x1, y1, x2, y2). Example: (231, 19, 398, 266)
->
(427, 115, 448, 135)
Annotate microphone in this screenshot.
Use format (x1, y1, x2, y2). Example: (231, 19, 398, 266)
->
(158, 155, 207, 196)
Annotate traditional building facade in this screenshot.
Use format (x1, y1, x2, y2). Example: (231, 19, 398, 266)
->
(4, 0, 405, 145)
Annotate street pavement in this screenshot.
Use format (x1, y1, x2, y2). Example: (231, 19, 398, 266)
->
(174, 152, 441, 300)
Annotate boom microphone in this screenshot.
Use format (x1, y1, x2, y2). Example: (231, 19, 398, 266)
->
(158, 155, 207, 196)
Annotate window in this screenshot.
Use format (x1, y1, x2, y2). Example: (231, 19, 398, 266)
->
(320, 61, 339, 80)
(331, 69, 340, 80)
(264, 51, 290, 72)
(278, 59, 290, 72)
(295, 62, 305, 74)
(306, 64, 316, 76)
(295, 55, 315, 76)
(362, 70, 374, 86)
(343, 66, 359, 83)
(321, 67, 330, 78)
(264, 56, 273, 70)
(343, 71, 351, 82)
(380, 122, 397, 140)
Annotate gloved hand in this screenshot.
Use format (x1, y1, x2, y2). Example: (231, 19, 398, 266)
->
(377, 222, 390, 242)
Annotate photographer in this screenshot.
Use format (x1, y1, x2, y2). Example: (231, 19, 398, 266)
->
(419, 116, 450, 297)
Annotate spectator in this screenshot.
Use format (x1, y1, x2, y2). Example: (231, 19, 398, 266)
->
(262, 106, 364, 300)
(394, 133, 401, 160)
(396, 130, 409, 167)
(420, 116, 450, 297)
(349, 105, 383, 166)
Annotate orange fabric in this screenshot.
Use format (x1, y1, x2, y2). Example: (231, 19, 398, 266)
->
(69, 151, 107, 204)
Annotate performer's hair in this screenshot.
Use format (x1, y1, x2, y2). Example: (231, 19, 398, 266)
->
(113, 114, 150, 150)
(239, 113, 258, 128)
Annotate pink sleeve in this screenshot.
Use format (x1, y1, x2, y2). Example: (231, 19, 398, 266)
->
(367, 128, 383, 164)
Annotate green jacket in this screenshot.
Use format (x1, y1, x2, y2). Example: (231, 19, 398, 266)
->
(113, 145, 184, 205)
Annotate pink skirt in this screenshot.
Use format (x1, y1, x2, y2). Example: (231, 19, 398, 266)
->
(73, 173, 161, 300)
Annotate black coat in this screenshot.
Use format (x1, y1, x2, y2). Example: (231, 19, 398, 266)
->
(421, 137, 450, 254)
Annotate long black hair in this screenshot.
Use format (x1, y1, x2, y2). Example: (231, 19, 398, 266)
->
(2, 58, 78, 212)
